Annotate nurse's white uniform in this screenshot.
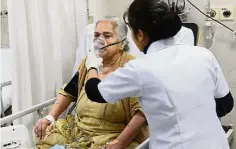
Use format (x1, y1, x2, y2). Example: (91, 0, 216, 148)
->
(98, 37, 230, 149)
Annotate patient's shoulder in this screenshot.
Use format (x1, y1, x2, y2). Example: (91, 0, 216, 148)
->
(124, 52, 136, 61)
(77, 56, 87, 71)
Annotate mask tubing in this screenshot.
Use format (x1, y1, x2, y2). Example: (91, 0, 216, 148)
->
(100, 38, 126, 49)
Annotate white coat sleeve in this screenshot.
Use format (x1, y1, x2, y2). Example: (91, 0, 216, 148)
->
(98, 62, 142, 104)
(213, 57, 230, 98)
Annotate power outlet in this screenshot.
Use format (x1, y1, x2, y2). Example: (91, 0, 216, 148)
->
(207, 8, 220, 21)
(219, 7, 235, 21)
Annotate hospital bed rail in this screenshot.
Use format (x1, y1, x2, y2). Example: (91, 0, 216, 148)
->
(0, 97, 56, 126)
(136, 125, 235, 149)
(0, 81, 12, 118)
(0, 81, 12, 88)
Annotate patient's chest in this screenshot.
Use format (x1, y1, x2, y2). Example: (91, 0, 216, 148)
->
(76, 87, 126, 123)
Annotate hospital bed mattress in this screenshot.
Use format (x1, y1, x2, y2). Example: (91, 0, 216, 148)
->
(0, 125, 31, 149)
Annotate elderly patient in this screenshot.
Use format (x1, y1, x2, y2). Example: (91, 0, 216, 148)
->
(33, 17, 149, 149)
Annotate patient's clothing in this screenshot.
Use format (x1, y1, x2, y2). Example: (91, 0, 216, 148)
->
(36, 96, 140, 149)
(76, 88, 127, 132)
(35, 52, 149, 149)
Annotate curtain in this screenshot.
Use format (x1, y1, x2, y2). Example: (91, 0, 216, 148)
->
(8, 0, 87, 145)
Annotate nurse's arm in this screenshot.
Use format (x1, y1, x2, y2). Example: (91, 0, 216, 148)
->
(85, 62, 142, 103)
(212, 56, 234, 117)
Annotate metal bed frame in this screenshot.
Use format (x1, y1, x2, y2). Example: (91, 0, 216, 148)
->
(0, 80, 56, 125)
(1, 81, 12, 118)
(0, 98, 56, 126)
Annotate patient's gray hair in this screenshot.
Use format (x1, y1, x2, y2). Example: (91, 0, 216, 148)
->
(96, 16, 129, 51)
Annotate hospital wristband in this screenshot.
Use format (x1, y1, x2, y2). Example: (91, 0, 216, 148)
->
(44, 115, 55, 125)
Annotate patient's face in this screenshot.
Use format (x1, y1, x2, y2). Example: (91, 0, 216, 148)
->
(94, 20, 122, 60)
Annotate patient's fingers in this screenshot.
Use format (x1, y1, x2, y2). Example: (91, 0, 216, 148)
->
(43, 123, 47, 139)
(34, 118, 51, 139)
(33, 126, 36, 133)
(33, 126, 38, 135)
(34, 121, 40, 136)
(37, 119, 43, 139)
(41, 126, 46, 139)
(48, 124, 53, 131)
(36, 119, 44, 139)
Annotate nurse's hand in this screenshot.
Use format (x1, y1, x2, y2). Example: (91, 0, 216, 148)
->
(86, 49, 103, 70)
(34, 118, 52, 139)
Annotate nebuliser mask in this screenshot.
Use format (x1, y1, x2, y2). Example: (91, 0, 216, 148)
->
(93, 34, 127, 58)
(92, 35, 126, 74)
(93, 35, 108, 58)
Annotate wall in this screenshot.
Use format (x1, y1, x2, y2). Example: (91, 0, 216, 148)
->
(88, 0, 133, 22)
(1, 0, 12, 83)
(1, 0, 9, 48)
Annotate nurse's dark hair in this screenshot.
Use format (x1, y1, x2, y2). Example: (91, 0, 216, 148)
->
(125, 0, 182, 41)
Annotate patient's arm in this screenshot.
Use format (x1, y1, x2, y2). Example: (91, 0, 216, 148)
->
(34, 94, 72, 139)
(34, 72, 79, 139)
(49, 71, 79, 118)
(107, 111, 146, 148)
(49, 94, 72, 118)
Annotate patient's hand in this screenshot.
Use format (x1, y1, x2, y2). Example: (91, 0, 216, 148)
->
(105, 139, 127, 149)
(34, 118, 52, 139)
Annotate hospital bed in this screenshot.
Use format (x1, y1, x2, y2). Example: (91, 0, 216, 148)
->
(1, 48, 13, 118)
(136, 125, 234, 149)
(0, 23, 234, 149)
(1, 97, 234, 149)
(0, 125, 30, 149)
(0, 98, 56, 148)
(1, 81, 12, 118)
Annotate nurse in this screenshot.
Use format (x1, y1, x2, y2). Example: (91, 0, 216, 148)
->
(85, 0, 234, 148)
